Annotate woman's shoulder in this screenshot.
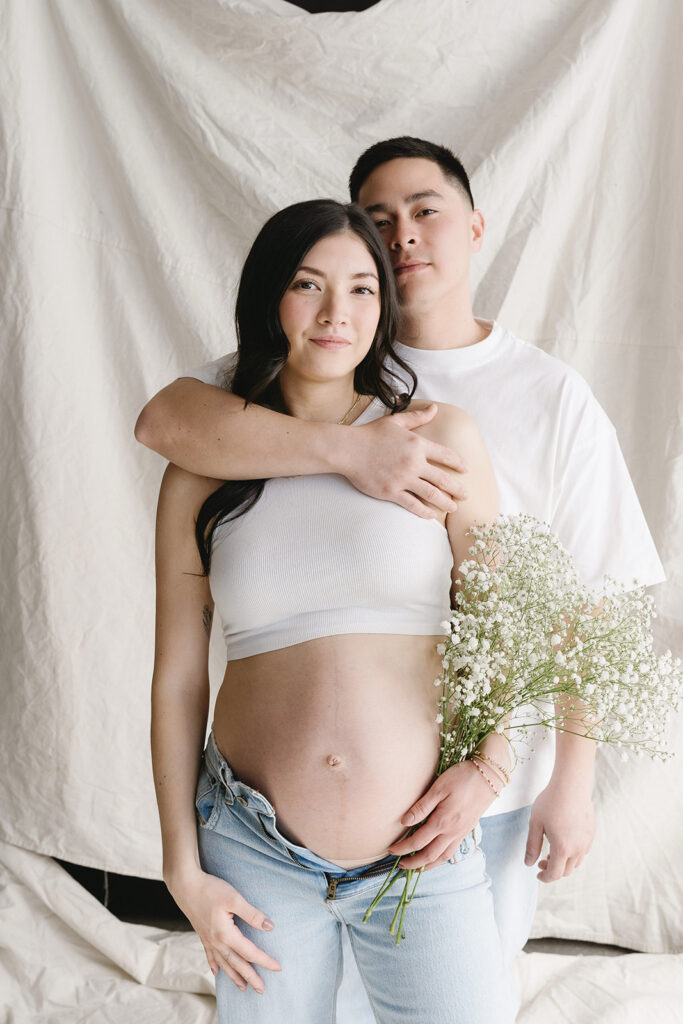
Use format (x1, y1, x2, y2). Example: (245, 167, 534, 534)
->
(407, 399, 482, 445)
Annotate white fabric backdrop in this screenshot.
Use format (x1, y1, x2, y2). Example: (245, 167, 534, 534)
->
(1, 0, 682, 984)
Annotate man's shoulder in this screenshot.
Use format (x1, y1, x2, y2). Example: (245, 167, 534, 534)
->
(495, 324, 599, 417)
(180, 352, 237, 388)
(498, 324, 588, 388)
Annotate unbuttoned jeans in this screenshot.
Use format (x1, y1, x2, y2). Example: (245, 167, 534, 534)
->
(196, 728, 516, 1023)
(336, 804, 538, 1022)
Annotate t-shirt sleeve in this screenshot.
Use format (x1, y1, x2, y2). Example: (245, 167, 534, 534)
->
(180, 352, 237, 389)
(550, 387, 665, 591)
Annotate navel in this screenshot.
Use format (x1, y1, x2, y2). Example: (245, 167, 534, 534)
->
(326, 754, 343, 768)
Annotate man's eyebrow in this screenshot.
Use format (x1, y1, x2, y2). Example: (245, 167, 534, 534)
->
(406, 189, 444, 202)
(365, 189, 444, 214)
(296, 265, 379, 280)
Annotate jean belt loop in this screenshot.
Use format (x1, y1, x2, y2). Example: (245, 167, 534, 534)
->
(255, 793, 272, 816)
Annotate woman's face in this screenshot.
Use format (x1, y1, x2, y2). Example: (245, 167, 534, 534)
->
(278, 231, 381, 385)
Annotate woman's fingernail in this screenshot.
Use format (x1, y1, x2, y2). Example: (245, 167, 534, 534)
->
(263, 918, 274, 931)
(404, 812, 415, 825)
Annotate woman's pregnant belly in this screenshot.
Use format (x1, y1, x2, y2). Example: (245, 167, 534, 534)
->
(212, 633, 443, 868)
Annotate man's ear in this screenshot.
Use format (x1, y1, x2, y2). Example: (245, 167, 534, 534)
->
(471, 209, 485, 253)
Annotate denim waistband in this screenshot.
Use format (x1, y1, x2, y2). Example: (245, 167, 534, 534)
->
(204, 726, 277, 816)
(203, 726, 400, 880)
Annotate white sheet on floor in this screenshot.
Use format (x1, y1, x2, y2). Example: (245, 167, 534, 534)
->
(1, 840, 682, 1022)
(1, 0, 681, 967)
(514, 949, 683, 1024)
(0, 840, 215, 1024)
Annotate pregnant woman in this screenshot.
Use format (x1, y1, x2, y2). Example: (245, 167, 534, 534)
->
(151, 198, 515, 1023)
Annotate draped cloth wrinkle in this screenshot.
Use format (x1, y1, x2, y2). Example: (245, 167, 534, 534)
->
(1, 0, 681, 1018)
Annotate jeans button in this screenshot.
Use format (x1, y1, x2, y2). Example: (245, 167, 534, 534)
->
(237, 796, 248, 807)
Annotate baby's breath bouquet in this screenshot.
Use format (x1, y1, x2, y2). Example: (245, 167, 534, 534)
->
(364, 514, 682, 944)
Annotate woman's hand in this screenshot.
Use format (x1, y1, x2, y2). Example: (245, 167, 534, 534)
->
(387, 761, 497, 870)
(169, 869, 282, 993)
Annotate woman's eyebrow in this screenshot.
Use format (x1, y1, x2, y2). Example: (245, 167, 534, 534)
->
(297, 265, 324, 276)
(296, 265, 379, 280)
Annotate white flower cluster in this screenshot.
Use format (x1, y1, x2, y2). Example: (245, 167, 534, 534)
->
(437, 514, 682, 772)
(365, 514, 681, 947)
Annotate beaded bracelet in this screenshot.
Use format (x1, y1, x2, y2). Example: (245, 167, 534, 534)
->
(473, 749, 511, 786)
(470, 757, 502, 798)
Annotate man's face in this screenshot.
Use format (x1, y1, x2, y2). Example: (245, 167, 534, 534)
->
(357, 157, 484, 314)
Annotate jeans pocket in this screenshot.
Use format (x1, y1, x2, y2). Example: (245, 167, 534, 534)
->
(449, 825, 482, 864)
(195, 761, 221, 831)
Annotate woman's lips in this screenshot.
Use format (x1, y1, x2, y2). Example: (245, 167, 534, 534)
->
(309, 337, 351, 349)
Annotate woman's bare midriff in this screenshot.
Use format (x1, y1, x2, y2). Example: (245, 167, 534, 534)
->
(212, 633, 443, 869)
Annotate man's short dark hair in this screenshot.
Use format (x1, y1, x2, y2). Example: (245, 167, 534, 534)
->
(349, 136, 474, 208)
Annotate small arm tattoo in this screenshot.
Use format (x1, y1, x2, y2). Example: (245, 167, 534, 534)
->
(202, 604, 213, 637)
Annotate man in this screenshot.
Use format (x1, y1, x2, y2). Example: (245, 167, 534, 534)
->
(136, 136, 664, 1002)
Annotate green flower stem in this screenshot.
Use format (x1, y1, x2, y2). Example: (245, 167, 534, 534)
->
(362, 829, 428, 943)
(386, 867, 424, 944)
(389, 873, 410, 936)
(362, 858, 405, 922)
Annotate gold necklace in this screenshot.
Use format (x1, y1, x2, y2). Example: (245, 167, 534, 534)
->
(337, 392, 363, 425)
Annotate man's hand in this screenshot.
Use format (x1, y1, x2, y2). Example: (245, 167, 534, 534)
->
(136, 384, 467, 517)
(525, 778, 595, 882)
(386, 761, 496, 870)
(341, 403, 469, 519)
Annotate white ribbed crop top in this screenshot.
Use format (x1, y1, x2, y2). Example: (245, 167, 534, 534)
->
(209, 398, 454, 660)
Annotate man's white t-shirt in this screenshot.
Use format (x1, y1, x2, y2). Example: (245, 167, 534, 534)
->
(185, 318, 665, 815)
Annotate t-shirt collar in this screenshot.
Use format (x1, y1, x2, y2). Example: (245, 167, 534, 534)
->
(393, 318, 504, 371)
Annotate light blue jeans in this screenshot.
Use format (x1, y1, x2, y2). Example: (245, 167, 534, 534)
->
(196, 728, 516, 1023)
(479, 804, 539, 964)
(337, 806, 539, 1022)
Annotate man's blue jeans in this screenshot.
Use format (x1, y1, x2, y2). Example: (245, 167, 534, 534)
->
(196, 728, 516, 1023)
(480, 803, 539, 963)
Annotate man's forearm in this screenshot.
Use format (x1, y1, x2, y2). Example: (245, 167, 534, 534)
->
(135, 380, 469, 516)
(551, 696, 596, 789)
(549, 606, 600, 788)
(135, 378, 343, 479)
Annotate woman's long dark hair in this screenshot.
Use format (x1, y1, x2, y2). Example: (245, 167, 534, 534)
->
(195, 199, 417, 573)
